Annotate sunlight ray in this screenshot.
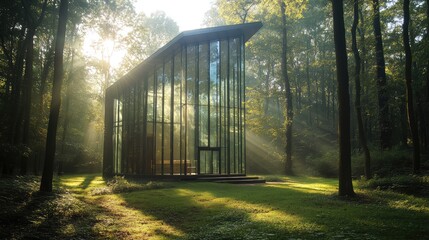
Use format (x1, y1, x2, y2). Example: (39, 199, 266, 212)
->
(174, 188, 325, 232)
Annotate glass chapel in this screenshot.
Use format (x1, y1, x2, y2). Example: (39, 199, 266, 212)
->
(103, 22, 262, 177)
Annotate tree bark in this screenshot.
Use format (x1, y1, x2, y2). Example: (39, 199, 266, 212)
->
(352, 0, 371, 179)
(40, 0, 68, 192)
(403, 0, 420, 174)
(332, 0, 355, 197)
(372, 0, 391, 149)
(280, 0, 293, 175)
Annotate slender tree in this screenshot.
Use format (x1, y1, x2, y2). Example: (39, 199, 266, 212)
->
(332, 0, 355, 197)
(280, 0, 293, 175)
(403, 0, 420, 174)
(352, 0, 371, 179)
(40, 0, 68, 192)
(372, 0, 391, 149)
(20, 0, 48, 175)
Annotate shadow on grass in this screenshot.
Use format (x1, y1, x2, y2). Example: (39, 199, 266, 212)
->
(78, 174, 96, 189)
(119, 180, 429, 239)
(0, 176, 102, 240)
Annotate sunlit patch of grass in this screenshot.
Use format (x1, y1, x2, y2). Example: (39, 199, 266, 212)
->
(264, 176, 338, 194)
(91, 194, 184, 239)
(3, 175, 428, 239)
(59, 175, 184, 239)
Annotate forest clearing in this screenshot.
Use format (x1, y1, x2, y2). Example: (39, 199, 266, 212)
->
(1, 175, 428, 239)
(2, 0, 429, 238)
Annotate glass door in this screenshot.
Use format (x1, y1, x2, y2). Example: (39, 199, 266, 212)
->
(198, 147, 220, 175)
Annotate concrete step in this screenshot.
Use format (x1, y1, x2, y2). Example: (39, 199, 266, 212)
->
(188, 176, 265, 184)
(214, 179, 266, 184)
(194, 176, 260, 181)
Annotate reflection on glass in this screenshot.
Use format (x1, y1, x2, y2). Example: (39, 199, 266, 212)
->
(113, 98, 122, 174)
(186, 45, 197, 174)
(109, 35, 246, 176)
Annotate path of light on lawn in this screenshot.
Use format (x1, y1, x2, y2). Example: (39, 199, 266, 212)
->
(175, 188, 324, 232)
(265, 180, 337, 195)
(92, 194, 185, 239)
(60, 175, 184, 239)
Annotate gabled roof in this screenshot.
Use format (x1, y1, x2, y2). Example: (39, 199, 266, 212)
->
(108, 22, 263, 91)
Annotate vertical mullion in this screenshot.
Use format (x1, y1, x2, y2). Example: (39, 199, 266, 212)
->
(161, 63, 165, 175)
(152, 71, 156, 175)
(184, 46, 188, 175)
(196, 44, 200, 175)
(142, 74, 148, 175)
(170, 56, 174, 175)
(226, 38, 230, 175)
(207, 42, 211, 148)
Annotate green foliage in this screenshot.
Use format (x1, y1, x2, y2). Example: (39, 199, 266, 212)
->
(59, 143, 101, 174)
(260, 175, 285, 182)
(352, 147, 413, 177)
(0, 176, 98, 239)
(307, 150, 339, 178)
(91, 176, 165, 195)
(358, 175, 429, 196)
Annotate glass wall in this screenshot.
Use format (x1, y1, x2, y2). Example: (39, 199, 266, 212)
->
(110, 36, 246, 176)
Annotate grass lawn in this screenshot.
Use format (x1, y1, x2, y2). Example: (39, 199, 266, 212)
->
(1, 175, 428, 239)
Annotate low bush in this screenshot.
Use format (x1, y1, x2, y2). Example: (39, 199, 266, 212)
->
(58, 143, 101, 174)
(261, 175, 285, 182)
(358, 175, 429, 196)
(306, 151, 338, 178)
(91, 176, 165, 195)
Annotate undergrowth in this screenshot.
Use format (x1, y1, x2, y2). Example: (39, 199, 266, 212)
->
(91, 176, 166, 195)
(0, 176, 98, 239)
(358, 175, 429, 196)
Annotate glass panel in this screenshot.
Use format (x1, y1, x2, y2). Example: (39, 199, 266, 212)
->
(229, 38, 239, 174)
(164, 60, 172, 175)
(113, 98, 123, 174)
(210, 41, 220, 148)
(199, 43, 209, 147)
(220, 40, 228, 174)
(146, 122, 154, 175)
(186, 45, 197, 175)
(147, 74, 154, 122)
(155, 66, 163, 175)
(173, 51, 183, 174)
(146, 74, 155, 175)
(155, 123, 162, 175)
(163, 123, 171, 175)
(199, 149, 219, 175)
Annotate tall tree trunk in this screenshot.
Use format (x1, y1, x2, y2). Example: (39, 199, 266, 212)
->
(332, 0, 355, 197)
(281, 0, 293, 175)
(20, 28, 36, 175)
(37, 45, 54, 127)
(403, 0, 421, 173)
(425, 0, 429, 150)
(427, 0, 429, 103)
(372, 0, 391, 149)
(21, 0, 48, 175)
(3, 28, 26, 175)
(306, 37, 312, 125)
(40, 0, 68, 193)
(264, 60, 271, 115)
(359, 7, 371, 144)
(352, 0, 371, 179)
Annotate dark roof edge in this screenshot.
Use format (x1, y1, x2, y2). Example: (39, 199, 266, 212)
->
(108, 22, 263, 92)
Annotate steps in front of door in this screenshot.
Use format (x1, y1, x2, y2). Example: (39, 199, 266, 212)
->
(190, 176, 266, 184)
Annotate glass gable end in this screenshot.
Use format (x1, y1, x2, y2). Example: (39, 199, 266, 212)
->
(104, 22, 262, 177)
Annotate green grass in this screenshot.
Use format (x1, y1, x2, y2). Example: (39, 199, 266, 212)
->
(1, 175, 428, 239)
